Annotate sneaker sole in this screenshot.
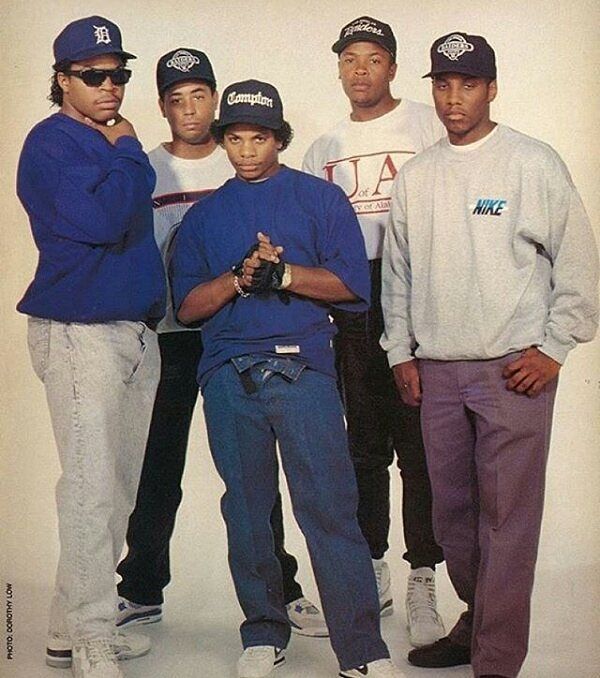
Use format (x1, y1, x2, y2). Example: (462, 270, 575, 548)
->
(238, 653, 285, 677)
(45, 642, 151, 668)
(407, 629, 446, 648)
(116, 610, 162, 629)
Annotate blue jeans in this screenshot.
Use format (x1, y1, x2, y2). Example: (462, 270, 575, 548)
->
(117, 332, 303, 607)
(202, 359, 389, 670)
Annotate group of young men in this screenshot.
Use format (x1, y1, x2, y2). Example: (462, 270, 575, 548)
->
(17, 13, 598, 678)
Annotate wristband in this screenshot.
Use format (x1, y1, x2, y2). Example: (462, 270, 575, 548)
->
(278, 263, 292, 290)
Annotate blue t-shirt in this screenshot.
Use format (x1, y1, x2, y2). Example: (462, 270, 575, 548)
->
(172, 166, 370, 387)
(17, 113, 166, 324)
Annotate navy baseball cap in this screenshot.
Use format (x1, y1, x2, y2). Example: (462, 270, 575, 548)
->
(424, 32, 496, 80)
(214, 80, 283, 130)
(53, 16, 136, 66)
(156, 48, 216, 96)
(332, 16, 396, 60)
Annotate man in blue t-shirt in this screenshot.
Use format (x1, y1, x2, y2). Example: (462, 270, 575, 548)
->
(17, 16, 165, 678)
(172, 80, 406, 678)
(115, 47, 326, 641)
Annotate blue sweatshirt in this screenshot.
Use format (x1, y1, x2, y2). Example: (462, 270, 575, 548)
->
(17, 113, 166, 324)
(171, 166, 370, 388)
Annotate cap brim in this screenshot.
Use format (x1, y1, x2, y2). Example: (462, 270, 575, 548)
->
(159, 75, 216, 96)
(331, 36, 395, 58)
(214, 114, 282, 130)
(423, 66, 495, 79)
(55, 46, 137, 66)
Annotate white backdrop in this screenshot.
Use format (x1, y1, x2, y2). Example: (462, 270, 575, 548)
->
(1, 2, 599, 677)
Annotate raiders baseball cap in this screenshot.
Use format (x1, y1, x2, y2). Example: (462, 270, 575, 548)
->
(53, 16, 136, 66)
(214, 79, 283, 130)
(156, 48, 216, 96)
(332, 16, 396, 60)
(423, 32, 496, 80)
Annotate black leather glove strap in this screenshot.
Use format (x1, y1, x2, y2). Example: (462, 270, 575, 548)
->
(246, 259, 285, 293)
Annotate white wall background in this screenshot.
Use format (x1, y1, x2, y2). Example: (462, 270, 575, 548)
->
(1, 1, 598, 677)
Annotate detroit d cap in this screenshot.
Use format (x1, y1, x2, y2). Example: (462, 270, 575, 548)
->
(156, 48, 216, 96)
(332, 16, 396, 60)
(53, 16, 136, 66)
(424, 32, 496, 79)
(214, 80, 284, 130)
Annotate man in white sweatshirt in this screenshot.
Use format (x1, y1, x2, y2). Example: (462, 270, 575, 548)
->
(303, 16, 445, 648)
(381, 32, 599, 678)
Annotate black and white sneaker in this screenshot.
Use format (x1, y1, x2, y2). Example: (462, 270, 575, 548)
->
(116, 597, 162, 628)
(339, 658, 407, 677)
(237, 646, 285, 677)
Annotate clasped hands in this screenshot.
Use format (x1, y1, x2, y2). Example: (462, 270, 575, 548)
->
(233, 232, 286, 294)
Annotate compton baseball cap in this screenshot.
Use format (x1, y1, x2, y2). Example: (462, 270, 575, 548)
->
(53, 16, 136, 66)
(332, 16, 396, 60)
(214, 79, 284, 130)
(156, 48, 216, 96)
(423, 32, 496, 80)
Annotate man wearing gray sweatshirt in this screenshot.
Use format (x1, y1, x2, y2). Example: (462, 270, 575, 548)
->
(381, 32, 599, 678)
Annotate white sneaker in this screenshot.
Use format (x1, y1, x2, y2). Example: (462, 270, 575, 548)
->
(339, 657, 407, 677)
(373, 559, 393, 617)
(405, 567, 445, 647)
(116, 597, 162, 628)
(237, 646, 285, 678)
(286, 596, 329, 637)
(71, 639, 123, 678)
(47, 631, 151, 668)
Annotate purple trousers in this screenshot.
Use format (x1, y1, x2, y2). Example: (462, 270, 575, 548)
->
(419, 354, 557, 678)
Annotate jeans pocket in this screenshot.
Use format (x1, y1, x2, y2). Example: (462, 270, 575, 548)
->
(122, 322, 150, 385)
(27, 316, 51, 382)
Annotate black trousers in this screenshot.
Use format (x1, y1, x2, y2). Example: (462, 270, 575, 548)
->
(117, 331, 303, 606)
(332, 259, 443, 568)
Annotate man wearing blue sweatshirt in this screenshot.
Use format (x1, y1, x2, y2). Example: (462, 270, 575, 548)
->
(172, 80, 405, 678)
(17, 16, 165, 678)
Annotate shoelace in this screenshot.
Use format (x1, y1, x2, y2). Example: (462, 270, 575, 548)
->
(374, 565, 385, 590)
(84, 639, 115, 667)
(244, 646, 278, 658)
(406, 576, 439, 621)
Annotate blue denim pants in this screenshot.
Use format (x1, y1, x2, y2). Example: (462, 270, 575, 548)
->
(202, 358, 389, 670)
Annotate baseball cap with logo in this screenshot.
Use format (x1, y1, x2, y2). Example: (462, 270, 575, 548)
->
(331, 16, 396, 60)
(156, 48, 216, 96)
(214, 79, 284, 130)
(53, 16, 136, 66)
(423, 32, 496, 80)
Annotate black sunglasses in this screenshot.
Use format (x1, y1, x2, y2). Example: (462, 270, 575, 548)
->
(63, 67, 132, 87)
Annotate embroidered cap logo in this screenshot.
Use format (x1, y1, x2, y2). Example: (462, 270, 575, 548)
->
(437, 34, 474, 61)
(226, 91, 274, 108)
(344, 19, 384, 38)
(93, 25, 112, 45)
(166, 50, 200, 73)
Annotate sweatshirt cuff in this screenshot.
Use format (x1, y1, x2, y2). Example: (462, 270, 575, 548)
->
(385, 345, 414, 368)
(538, 335, 572, 365)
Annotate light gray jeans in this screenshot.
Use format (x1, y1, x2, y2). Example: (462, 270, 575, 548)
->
(27, 317, 160, 642)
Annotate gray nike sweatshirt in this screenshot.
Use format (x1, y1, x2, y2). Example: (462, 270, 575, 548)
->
(381, 124, 599, 365)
